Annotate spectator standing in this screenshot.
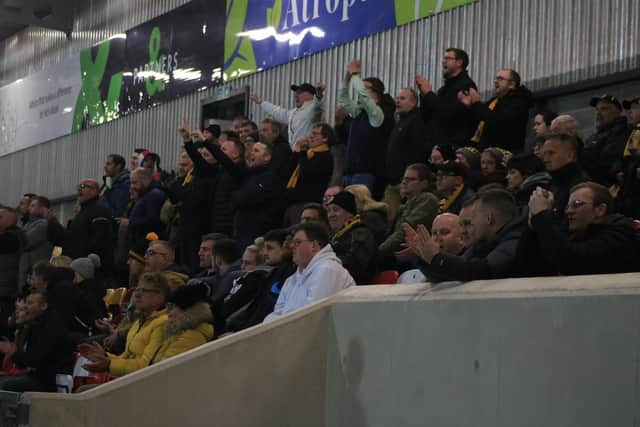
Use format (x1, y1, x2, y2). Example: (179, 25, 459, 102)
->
(100, 154, 130, 218)
(18, 196, 53, 289)
(284, 122, 334, 225)
(416, 48, 478, 148)
(251, 82, 324, 150)
(340, 59, 395, 195)
(458, 68, 533, 152)
(48, 179, 115, 272)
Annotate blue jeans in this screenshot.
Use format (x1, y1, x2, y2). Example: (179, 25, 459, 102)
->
(344, 173, 375, 192)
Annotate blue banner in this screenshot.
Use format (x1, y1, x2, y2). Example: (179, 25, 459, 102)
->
(224, 0, 477, 80)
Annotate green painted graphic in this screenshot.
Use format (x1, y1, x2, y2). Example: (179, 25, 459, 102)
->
(224, 0, 258, 81)
(145, 27, 167, 96)
(72, 41, 123, 132)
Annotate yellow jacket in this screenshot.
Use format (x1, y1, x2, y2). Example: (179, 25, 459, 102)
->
(108, 309, 168, 377)
(153, 302, 213, 363)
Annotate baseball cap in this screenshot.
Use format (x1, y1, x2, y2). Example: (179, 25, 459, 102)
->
(290, 83, 316, 95)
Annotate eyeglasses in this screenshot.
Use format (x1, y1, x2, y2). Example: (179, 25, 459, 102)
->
(77, 184, 97, 191)
(565, 200, 593, 211)
(494, 76, 513, 82)
(443, 56, 458, 61)
(133, 287, 160, 294)
(291, 239, 312, 247)
(145, 249, 168, 257)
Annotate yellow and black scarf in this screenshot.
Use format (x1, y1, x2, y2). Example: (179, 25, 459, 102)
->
(287, 144, 330, 189)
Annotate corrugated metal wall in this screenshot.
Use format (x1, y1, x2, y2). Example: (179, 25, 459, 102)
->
(1, 0, 639, 206)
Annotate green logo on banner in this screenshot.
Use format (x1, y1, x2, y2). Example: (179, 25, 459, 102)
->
(224, 0, 258, 80)
(72, 41, 123, 132)
(145, 27, 167, 96)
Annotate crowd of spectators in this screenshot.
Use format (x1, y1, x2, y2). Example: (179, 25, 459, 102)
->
(0, 48, 639, 393)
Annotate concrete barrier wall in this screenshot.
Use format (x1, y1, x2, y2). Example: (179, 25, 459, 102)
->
(23, 274, 640, 426)
(24, 304, 332, 427)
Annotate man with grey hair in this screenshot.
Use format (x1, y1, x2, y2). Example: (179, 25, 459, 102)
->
(550, 114, 579, 136)
(126, 167, 166, 249)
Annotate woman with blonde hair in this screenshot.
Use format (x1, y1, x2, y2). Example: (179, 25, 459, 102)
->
(345, 184, 389, 242)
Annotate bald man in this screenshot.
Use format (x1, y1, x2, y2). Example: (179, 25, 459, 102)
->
(0, 207, 25, 309)
(386, 88, 433, 186)
(431, 213, 465, 255)
(48, 178, 115, 271)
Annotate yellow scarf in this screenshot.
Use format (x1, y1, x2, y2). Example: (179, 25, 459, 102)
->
(439, 184, 464, 214)
(331, 215, 361, 244)
(182, 167, 194, 186)
(286, 144, 330, 189)
(623, 127, 640, 157)
(470, 97, 499, 143)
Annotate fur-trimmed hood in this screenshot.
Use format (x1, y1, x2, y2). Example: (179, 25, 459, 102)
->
(165, 302, 213, 337)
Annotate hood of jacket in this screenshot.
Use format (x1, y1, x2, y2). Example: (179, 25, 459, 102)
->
(165, 301, 213, 338)
(299, 244, 343, 278)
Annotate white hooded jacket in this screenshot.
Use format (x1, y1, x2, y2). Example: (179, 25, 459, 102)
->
(263, 244, 354, 322)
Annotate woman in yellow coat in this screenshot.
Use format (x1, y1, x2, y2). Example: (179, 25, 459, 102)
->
(153, 283, 214, 363)
(79, 272, 170, 377)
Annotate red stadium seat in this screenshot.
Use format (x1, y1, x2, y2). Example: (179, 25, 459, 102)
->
(372, 270, 399, 285)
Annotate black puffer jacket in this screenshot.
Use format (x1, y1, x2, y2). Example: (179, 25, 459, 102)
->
(331, 220, 378, 285)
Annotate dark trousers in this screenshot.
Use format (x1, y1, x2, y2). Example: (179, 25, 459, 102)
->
(0, 375, 54, 392)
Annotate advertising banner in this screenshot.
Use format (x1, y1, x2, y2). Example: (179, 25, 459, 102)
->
(72, 0, 226, 132)
(224, 0, 478, 80)
(0, 59, 82, 156)
(0, 0, 225, 156)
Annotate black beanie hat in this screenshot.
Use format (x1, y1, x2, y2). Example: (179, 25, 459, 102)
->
(327, 191, 358, 215)
(168, 283, 210, 310)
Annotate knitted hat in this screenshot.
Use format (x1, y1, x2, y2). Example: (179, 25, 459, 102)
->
(167, 283, 210, 310)
(483, 147, 513, 169)
(327, 191, 358, 215)
(70, 253, 101, 280)
(456, 146, 481, 170)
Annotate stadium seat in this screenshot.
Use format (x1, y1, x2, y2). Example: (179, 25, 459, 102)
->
(372, 270, 399, 285)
